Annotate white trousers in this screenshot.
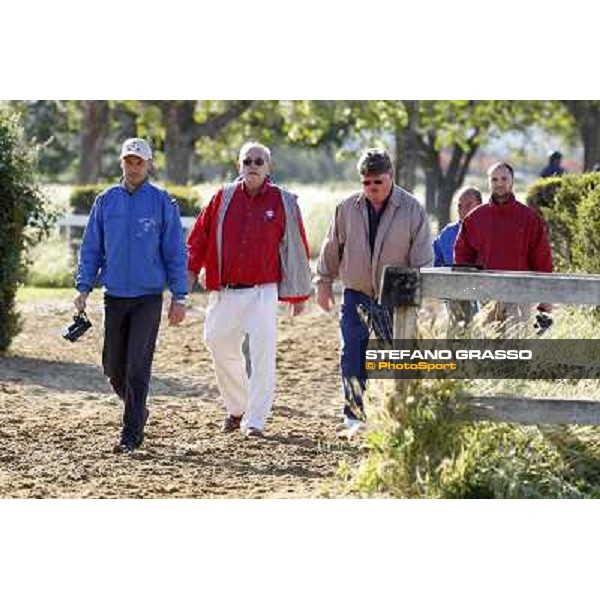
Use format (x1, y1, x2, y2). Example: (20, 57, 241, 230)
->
(204, 283, 278, 431)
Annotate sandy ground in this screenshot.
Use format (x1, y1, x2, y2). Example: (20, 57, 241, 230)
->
(0, 292, 368, 498)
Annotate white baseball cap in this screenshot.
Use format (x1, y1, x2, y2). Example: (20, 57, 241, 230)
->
(120, 138, 153, 161)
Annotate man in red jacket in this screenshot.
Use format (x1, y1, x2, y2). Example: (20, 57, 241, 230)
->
(454, 161, 553, 327)
(187, 142, 312, 437)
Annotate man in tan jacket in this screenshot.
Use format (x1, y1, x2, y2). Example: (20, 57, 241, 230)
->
(316, 148, 433, 434)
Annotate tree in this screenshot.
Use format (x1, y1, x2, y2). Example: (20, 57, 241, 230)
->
(0, 109, 54, 350)
(281, 100, 544, 226)
(9, 100, 78, 180)
(406, 100, 556, 227)
(562, 101, 600, 171)
(145, 100, 255, 183)
(77, 100, 110, 183)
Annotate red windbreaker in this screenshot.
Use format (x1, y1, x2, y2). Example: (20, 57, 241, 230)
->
(187, 180, 310, 300)
(454, 195, 553, 272)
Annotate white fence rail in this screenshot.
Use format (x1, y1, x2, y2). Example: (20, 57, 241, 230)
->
(380, 266, 600, 425)
(56, 214, 197, 230)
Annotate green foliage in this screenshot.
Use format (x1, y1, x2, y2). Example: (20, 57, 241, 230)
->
(355, 380, 469, 497)
(0, 109, 53, 351)
(70, 184, 108, 214)
(355, 379, 600, 498)
(164, 185, 204, 216)
(526, 173, 600, 272)
(69, 183, 203, 216)
(440, 424, 583, 499)
(573, 185, 600, 273)
(9, 100, 78, 180)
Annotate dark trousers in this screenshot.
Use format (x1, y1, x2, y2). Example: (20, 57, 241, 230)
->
(340, 289, 393, 421)
(102, 294, 162, 447)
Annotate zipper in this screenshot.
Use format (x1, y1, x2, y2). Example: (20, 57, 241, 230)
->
(127, 188, 132, 290)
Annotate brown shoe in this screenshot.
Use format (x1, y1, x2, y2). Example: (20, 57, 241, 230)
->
(222, 414, 243, 433)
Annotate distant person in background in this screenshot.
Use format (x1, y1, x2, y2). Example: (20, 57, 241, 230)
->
(454, 161, 553, 328)
(75, 138, 188, 454)
(540, 150, 565, 178)
(433, 186, 482, 267)
(433, 186, 482, 329)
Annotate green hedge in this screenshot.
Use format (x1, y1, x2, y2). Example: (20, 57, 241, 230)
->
(70, 183, 203, 216)
(526, 173, 600, 272)
(574, 186, 600, 273)
(0, 110, 53, 350)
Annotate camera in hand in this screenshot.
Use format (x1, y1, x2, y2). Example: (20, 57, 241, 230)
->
(62, 312, 92, 342)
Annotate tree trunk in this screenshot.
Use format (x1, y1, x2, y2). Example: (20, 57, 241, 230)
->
(425, 168, 440, 224)
(161, 101, 197, 185)
(395, 101, 419, 191)
(419, 132, 479, 230)
(563, 101, 600, 171)
(155, 100, 255, 184)
(581, 118, 600, 171)
(436, 181, 455, 227)
(77, 101, 110, 184)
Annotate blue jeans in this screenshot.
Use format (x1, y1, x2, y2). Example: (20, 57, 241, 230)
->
(340, 289, 393, 422)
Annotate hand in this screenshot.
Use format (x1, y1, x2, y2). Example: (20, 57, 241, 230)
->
(290, 301, 306, 317)
(74, 292, 88, 313)
(168, 300, 186, 326)
(316, 284, 335, 312)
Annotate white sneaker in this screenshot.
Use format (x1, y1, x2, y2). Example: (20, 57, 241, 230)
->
(344, 417, 367, 437)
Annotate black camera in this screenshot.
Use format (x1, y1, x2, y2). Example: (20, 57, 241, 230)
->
(62, 312, 92, 342)
(534, 311, 553, 336)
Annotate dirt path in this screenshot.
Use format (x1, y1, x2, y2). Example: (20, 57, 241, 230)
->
(0, 292, 365, 498)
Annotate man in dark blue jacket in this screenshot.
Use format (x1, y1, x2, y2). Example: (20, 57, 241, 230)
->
(539, 151, 565, 178)
(433, 186, 482, 267)
(433, 186, 482, 331)
(74, 138, 188, 454)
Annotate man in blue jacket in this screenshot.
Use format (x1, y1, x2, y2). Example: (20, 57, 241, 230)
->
(433, 186, 482, 330)
(74, 138, 188, 454)
(433, 186, 482, 267)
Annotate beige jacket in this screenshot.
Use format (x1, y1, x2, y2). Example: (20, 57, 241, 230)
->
(316, 185, 433, 298)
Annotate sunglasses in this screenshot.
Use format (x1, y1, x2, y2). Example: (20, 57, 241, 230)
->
(242, 157, 266, 167)
(362, 178, 385, 187)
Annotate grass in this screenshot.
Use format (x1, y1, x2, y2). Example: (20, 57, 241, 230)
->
(24, 232, 76, 288)
(353, 306, 600, 499)
(16, 286, 74, 301)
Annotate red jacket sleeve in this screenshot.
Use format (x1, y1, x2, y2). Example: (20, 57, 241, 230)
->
(453, 220, 478, 265)
(186, 191, 220, 274)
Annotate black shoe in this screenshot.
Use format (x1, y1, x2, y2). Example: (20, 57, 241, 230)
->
(113, 442, 135, 454)
(135, 408, 150, 447)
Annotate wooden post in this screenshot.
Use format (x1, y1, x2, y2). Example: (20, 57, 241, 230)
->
(388, 305, 417, 423)
(380, 267, 422, 423)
